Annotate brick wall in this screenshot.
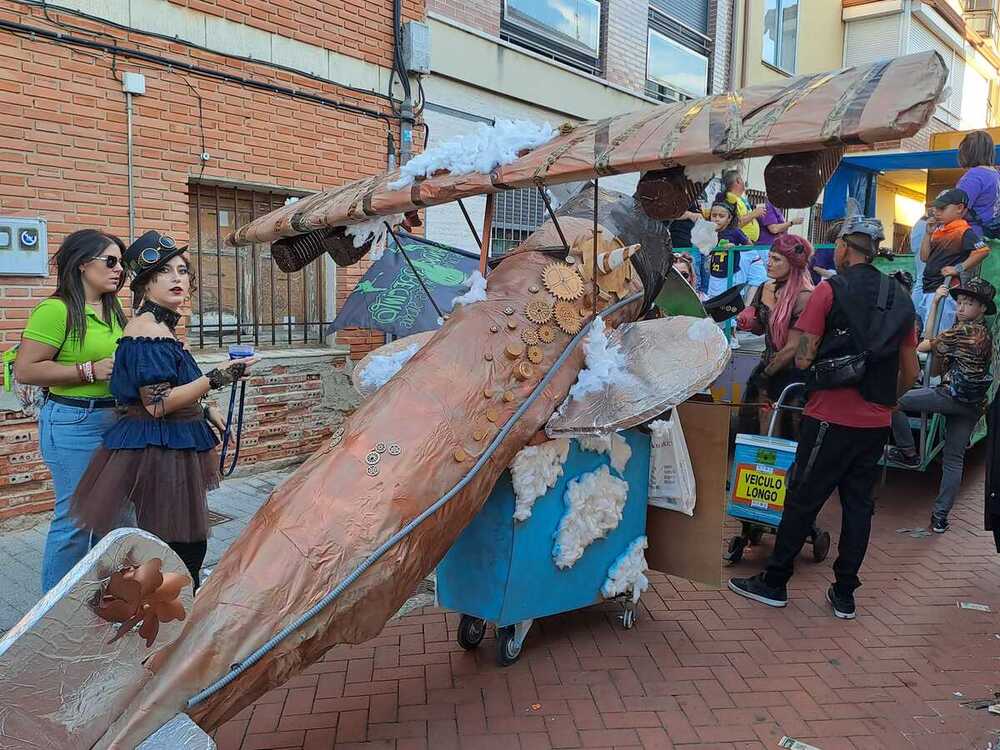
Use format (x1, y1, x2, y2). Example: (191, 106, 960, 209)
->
(0, 0, 417, 518)
(603, 0, 649, 93)
(427, 0, 500, 35)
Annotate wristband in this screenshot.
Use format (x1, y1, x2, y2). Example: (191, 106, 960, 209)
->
(954, 262, 965, 275)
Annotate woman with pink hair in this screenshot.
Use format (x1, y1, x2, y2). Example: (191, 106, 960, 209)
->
(736, 234, 815, 435)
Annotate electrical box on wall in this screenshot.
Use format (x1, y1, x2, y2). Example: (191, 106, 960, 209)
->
(0, 218, 48, 276)
(401, 21, 430, 74)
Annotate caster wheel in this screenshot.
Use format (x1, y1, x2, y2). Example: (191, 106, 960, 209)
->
(724, 535, 745, 564)
(457, 614, 486, 650)
(812, 530, 831, 563)
(496, 625, 522, 666)
(621, 606, 637, 630)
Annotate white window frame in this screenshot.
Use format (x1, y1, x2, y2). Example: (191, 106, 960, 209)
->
(646, 27, 709, 99)
(762, 0, 799, 74)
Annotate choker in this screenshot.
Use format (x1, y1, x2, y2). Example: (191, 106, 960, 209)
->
(138, 300, 181, 332)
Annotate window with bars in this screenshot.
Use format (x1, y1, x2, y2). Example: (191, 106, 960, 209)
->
(490, 187, 547, 256)
(645, 7, 710, 103)
(188, 183, 331, 349)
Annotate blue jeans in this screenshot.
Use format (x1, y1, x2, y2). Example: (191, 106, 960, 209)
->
(39, 400, 118, 592)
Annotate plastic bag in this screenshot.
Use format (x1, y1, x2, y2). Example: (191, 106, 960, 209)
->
(647, 412, 696, 515)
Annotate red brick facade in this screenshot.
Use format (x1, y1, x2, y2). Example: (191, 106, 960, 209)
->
(0, 0, 421, 518)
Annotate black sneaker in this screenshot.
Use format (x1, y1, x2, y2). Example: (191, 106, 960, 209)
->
(728, 573, 787, 608)
(931, 515, 949, 533)
(885, 446, 920, 468)
(826, 585, 856, 620)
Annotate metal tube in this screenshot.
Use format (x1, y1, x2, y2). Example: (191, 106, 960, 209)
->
(456, 199, 482, 247)
(215, 184, 223, 348)
(269, 193, 277, 346)
(538, 186, 571, 258)
(385, 222, 445, 320)
(234, 186, 242, 345)
(126, 92, 135, 244)
(186, 290, 644, 708)
(195, 186, 205, 349)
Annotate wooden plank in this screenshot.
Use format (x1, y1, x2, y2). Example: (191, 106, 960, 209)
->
(645, 400, 729, 588)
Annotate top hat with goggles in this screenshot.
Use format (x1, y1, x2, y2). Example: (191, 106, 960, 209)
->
(124, 230, 187, 292)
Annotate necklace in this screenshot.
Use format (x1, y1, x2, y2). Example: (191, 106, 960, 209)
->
(138, 300, 181, 332)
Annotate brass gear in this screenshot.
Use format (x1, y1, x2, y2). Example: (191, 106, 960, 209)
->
(542, 263, 584, 301)
(525, 299, 553, 324)
(526, 345, 544, 364)
(520, 328, 540, 346)
(554, 301, 583, 334)
(537, 325, 556, 343)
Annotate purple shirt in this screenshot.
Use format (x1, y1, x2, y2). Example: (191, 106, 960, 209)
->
(957, 165, 1000, 239)
(755, 201, 786, 246)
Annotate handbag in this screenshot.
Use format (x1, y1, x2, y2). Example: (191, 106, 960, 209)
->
(809, 273, 891, 391)
(4, 329, 69, 419)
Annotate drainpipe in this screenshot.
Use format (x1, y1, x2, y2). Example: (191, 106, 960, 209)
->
(400, 97, 414, 165)
(121, 72, 146, 243)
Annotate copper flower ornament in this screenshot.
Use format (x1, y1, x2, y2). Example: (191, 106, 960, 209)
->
(95, 559, 191, 647)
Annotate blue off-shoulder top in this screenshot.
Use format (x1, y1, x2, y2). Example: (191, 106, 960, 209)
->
(103, 337, 219, 451)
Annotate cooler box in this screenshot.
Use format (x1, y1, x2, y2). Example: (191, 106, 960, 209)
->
(726, 433, 797, 528)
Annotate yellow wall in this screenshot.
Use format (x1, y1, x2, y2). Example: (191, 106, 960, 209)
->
(929, 127, 1000, 151)
(736, 0, 844, 87)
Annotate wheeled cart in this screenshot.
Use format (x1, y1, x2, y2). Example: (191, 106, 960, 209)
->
(437, 429, 651, 666)
(724, 383, 831, 564)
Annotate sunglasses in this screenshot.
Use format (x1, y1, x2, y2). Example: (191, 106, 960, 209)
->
(89, 255, 121, 269)
(137, 235, 178, 267)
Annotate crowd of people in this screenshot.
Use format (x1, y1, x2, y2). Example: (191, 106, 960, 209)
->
(664, 130, 999, 619)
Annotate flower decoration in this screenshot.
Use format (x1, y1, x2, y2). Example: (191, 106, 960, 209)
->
(95, 558, 190, 648)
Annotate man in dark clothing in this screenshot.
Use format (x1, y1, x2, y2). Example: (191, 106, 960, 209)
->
(729, 216, 920, 620)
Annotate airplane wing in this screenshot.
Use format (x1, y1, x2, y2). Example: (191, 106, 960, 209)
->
(229, 51, 946, 247)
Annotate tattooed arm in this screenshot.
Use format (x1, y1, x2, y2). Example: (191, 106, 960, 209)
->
(794, 332, 821, 371)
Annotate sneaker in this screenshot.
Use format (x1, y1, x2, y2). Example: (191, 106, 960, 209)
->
(885, 446, 920, 468)
(728, 573, 787, 608)
(826, 585, 856, 620)
(931, 515, 949, 533)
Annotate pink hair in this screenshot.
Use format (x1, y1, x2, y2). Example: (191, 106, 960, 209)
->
(768, 234, 815, 351)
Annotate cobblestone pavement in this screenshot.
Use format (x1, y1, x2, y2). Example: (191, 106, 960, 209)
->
(0, 468, 291, 634)
(214, 451, 1000, 750)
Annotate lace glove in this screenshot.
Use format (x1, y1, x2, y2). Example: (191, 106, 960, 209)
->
(207, 362, 246, 390)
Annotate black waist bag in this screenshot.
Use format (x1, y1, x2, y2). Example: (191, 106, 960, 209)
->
(809, 274, 891, 391)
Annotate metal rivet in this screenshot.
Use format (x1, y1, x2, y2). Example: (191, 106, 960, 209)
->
(529, 285, 540, 293)
(453, 448, 468, 462)
(485, 352, 493, 361)
(503, 306, 515, 315)
(388, 444, 401, 456)
(490, 325, 499, 333)
(365, 451, 380, 465)
(486, 407, 499, 423)
(505, 343, 524, 359)
(484, 388, 495, 399)
(507, 320, 518, 330)
(473, 428, 488, 441)
(503, 391, 515, 403)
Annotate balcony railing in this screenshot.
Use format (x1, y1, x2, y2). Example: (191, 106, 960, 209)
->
(966, 1, 999, 38)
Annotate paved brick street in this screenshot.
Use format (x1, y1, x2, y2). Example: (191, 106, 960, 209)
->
(215, 451, 1000, 750)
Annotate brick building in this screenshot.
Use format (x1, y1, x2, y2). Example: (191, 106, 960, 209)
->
(0, 0, 421, 519)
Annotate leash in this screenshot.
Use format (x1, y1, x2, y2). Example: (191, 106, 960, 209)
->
(219, 345, 253, 477)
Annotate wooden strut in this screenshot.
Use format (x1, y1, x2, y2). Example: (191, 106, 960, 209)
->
(383, 222, 447, 321)
(479, 193, 495, 277)
(456, 199, 483, 248)
(591, 178, 599, 316)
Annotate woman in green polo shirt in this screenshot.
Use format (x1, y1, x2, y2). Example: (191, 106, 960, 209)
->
(14, 229, 127, 592)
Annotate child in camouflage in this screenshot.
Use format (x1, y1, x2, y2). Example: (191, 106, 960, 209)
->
(886, 278, 996, 532)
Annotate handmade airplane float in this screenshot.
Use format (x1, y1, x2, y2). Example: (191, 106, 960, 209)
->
(0, 51, 946, 749)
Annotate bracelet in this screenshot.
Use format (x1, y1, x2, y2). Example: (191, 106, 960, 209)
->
(76, 361, 95, 384)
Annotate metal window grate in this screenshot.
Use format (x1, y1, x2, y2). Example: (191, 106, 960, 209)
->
(490, 187, 546, 256)
(188, 183, 332, 350)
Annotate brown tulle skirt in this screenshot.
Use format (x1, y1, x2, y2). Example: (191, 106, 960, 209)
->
(72, 406, 219, 543)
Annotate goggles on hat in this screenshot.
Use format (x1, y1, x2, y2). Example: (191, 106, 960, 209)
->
(137, 235, 178, 267)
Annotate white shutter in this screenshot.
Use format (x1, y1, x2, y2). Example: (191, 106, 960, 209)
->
(908, 20, 960, 125)
(844, 16, 900, 68)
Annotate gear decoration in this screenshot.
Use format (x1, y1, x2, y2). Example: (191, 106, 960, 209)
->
(554, 301, 583, 334)
(527, 346, 543, 364)
(520, 328, 539, 346)
(388, 444, 401, 456)
(537, 325, 555, 344)
(365, 451, 381, 466)
(330, 426, 345, 447)
(525, 299, 554, 324)
(367, 465, 380, 477)
(542, 262, 584, 301)
(375, 442, 387, 454)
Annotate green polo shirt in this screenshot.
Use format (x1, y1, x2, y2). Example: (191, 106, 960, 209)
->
(22, 298, 123, 398)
